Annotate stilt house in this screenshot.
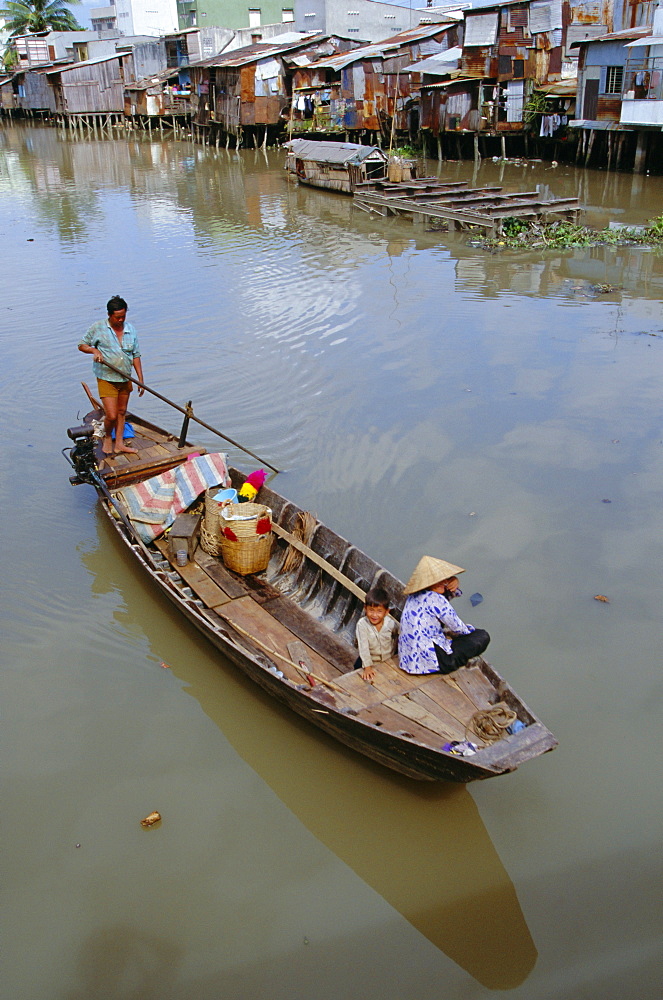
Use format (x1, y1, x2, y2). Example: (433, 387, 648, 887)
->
(186, 34, 360, 141)
(289, 21, 462, 140)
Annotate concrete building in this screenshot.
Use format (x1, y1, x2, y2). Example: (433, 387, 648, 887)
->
(177, 0, 295, 31)
(113, 0, 179, 36)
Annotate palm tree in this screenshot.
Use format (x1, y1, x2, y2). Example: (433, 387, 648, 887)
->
(0, 0, 83, 35)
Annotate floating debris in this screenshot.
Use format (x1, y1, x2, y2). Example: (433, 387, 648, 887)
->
(594, 595, 610, 603)
(470, 593, 483, 607)
(602, 499, 612, 504)
(140, 811, 162, 828)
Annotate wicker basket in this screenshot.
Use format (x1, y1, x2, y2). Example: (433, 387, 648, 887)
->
(201, 487, 237, 556)
(219, 502, 273, 575)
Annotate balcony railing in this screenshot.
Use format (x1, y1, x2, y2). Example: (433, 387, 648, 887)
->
(622, 57, 663, 102)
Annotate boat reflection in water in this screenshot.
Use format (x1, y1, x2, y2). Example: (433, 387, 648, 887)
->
(88, 518, 537, 991)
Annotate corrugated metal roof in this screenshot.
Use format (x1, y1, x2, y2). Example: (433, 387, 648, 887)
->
(299, 21, 457, 71)
(569, 26, 651, 47)
(188, 34, 328, 69)
(536, 78, 577, 97)
(419, 76, 481, 89)
(625, 34, 663, 47)
(402, 47, 462, 74)
(45, 52, 125, 74)
(568, 119, 633, 130)
(125, 67, 180, 91)
(283, 139, 387, 165)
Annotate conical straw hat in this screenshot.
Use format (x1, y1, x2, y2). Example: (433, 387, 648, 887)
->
(403, 555, 465, 595)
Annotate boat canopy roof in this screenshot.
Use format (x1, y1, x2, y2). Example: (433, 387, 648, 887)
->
(284, 139, 388, 165)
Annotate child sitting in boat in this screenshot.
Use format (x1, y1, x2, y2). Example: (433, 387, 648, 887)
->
(355, 587, 399, 683)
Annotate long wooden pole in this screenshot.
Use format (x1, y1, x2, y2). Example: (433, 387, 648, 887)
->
(97, 359, 280, 473)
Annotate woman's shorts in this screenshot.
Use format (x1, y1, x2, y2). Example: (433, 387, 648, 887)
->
(97, 378, 132, 398)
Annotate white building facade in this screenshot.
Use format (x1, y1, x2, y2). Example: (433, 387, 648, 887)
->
(113, 0, 179, 36)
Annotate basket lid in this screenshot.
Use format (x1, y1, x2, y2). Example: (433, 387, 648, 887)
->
(221, 502, 272, 522)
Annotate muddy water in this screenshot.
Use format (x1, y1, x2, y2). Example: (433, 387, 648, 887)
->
(1, 123, 661, 1000)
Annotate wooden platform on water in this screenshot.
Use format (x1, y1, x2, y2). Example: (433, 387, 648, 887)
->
(353, 177, 581, 233)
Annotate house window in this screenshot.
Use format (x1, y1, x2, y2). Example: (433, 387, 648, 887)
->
(605, 66, 623, 95)
(249, 7, 261, 27)
(282, 7, 294, 20)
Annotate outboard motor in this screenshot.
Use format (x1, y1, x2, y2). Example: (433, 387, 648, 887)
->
(66, 424, 98, 484)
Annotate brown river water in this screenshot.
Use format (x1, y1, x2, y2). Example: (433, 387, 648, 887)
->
(1, 123, 661, 999)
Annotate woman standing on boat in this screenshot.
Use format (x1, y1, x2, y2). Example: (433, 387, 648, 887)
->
(398, 556, 490, 675)
(78, 296, 144, 456)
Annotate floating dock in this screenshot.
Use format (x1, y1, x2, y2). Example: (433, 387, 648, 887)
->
(353, 178, 581, 233)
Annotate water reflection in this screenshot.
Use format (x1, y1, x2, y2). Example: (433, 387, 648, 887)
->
(83, 515, 537, 989)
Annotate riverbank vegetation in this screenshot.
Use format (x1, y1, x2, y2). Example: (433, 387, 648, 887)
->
(478, 214, 663, 251)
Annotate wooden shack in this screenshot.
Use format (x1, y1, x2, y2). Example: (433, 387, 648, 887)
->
(418, 0, 617, 149)
(46, 52, 135, 115)
(0, 77, 16, 112)
(186, 34, 359, 144)
(12, 66, 58, 113)
(284, 138, 388, 192)
(290, 21, 462, 142)
(124, 68, 185, 117)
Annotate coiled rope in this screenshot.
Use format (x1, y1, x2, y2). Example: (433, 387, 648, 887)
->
(466, 705, 517, 743)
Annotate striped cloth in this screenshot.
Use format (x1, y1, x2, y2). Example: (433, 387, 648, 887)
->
(117, 452, 229, 543)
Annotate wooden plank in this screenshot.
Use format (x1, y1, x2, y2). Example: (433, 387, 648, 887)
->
(383, 693, 463, 741)
(452, 665, 498, 710)
(154, 538, 231, 608)
(406, 689, 468, 743)
(216, 595, 338, 683)
(417, 675, 477, 726)
(368, 657, 432, 700)
(271, 522, 366, 600)
(356, 703, 441, 747)
(262, 595, 356, 672)
(194, 548, 249, 599)
(331, 668, 393, 708)
(287, 640, 351, 690)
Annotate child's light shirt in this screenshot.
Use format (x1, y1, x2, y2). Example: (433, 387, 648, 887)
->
(356, 613, 399, 668)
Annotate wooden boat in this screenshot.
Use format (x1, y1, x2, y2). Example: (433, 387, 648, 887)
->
(65, 405, 557, 782)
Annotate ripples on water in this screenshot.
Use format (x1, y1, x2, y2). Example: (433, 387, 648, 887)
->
(2, 124, 663, 1000)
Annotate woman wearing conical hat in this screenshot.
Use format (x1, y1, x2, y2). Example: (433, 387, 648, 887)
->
(398, 556, 490, 675)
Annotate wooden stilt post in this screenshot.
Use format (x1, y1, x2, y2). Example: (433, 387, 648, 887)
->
(584, 129, 595, 167)
(474, 132, 481, 163)
(501, 135, 506, 160)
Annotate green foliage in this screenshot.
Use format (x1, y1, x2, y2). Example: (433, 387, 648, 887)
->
(646, 213, 663, 236)
(391, 145, 418, 158)
(483, 215, 663, 251)
(502, 217, 529, 238)
(0, 0, 83, 36)
(523, 91, 552, 130)
(2, 43, 19, 71)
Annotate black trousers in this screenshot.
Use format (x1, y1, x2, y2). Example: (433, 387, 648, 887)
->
(433, 629, 490, 674)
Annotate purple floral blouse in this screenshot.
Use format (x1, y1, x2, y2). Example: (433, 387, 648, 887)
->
(398, 590, 474, 674)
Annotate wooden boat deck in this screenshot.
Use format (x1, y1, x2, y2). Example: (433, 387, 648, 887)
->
(353, 177, 581, 233)
(153, 533, 502, 748)
(92, 410, 205, 488)
(74, 411, 557, 781)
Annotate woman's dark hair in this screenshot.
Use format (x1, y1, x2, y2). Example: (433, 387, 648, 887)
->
(107, 295, 128, 314)
(365, 586, 390, 609)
